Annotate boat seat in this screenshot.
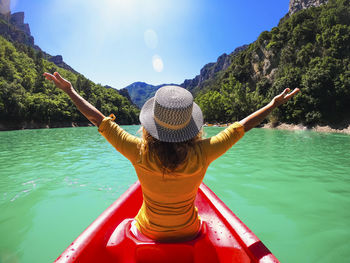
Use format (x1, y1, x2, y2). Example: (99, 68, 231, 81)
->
(106, 218, 249, 263)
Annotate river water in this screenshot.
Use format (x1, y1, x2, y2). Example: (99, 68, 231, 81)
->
(0, 126, 349, 263)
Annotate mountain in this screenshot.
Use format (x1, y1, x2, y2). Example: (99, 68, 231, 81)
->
(125, 45, 249, 108)
(289, 0, 329, 15)
(0, 12, 78, 73)
(0, 8, 139, 130)
(125, 82, 176, 108)
(0, 10, 79, 73)
(181, 0, 330, 96)
(3, 0, 347, 130)
(181, 45, 248, 94)
(104, 85, 134, 106)
(193, 0, 350, 128)
(0, 8, 148, 107)
(0, 12, 34, 47)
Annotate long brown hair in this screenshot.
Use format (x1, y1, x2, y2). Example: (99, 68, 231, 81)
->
(140, 127, 203, 173)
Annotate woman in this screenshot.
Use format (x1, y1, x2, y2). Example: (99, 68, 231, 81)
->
(44, 72, 299, 242)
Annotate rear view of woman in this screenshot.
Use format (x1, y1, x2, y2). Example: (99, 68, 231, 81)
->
(44, 71, 299, 242)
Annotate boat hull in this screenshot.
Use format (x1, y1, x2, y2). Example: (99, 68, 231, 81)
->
(55, 181, 279, 262)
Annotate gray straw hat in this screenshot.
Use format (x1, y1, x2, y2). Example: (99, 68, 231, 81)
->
(140, 85, 203, 142)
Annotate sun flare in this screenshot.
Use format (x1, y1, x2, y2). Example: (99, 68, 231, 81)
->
(152, 55, 164, 73)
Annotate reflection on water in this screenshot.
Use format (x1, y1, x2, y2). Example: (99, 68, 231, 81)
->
(0, 126, 349, 263)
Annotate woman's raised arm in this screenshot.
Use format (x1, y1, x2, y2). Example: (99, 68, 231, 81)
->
(44, 72, 105, 127)
(239, 88, 300, 132)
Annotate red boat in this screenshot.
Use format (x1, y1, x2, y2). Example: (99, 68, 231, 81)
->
(55, 181, 279, 262)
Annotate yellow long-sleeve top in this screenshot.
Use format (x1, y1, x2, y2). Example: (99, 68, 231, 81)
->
(98, 115, 245, 242)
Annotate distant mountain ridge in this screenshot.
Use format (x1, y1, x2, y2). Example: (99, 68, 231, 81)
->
(2, 0, 344, 130)
(124, 45, 250, 107)
(125, 82, 176, 108)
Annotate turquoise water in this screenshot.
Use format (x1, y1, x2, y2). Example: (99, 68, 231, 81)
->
(0, 126, 349, 263)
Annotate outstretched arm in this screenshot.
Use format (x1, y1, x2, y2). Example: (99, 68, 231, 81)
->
(239, 88, 300, 132)
(44, 72, 105, 127)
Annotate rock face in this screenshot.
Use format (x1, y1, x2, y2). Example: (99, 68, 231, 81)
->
(0, 11, 35, 47)
(181, 45, 248, 93)
(289, 0, 328, 15)
(47, 55, 77, 73)
(0, 9, 78, 73)
(48, 55, 63, 65)
(0, 14, 35, 46)
(10, 12, 31, 35)
(0, 0, 10, 16)
(181, 1, 330, 95)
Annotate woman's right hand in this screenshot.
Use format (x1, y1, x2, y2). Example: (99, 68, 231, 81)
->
(44, 72, 104, 126)
(43, 72, 73, 94)
(272, 88, 300, 107)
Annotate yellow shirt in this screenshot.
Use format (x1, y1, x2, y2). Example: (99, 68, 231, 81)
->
(98, 116, 245, 241)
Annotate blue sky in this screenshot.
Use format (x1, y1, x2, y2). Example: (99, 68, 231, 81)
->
(11, 0, 290, 89)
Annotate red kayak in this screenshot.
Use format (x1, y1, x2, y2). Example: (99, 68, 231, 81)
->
(55, 181, 279, 263)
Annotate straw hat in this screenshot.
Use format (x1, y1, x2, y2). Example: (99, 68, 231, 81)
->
(140, 85, 203, 142)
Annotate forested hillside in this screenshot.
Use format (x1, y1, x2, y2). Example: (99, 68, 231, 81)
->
(1, 0, 349, 130)
(195, 0, 350, 127)
(0, 35, 139, 130)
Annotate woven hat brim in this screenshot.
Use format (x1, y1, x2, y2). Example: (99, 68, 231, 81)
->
(140, 97, 203, 143)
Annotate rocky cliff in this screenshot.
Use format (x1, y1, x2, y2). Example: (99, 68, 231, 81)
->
(0, 0, 10, 16)
(181, 45, 248, 94)
(9, 12, 30, 35)
(0, 12, 35, 47)
(180, 0, 331, 95)
(250, 0, 330, 83)
(289, 0, 328, 15)
(193, 0, 350, 127)
(0, 10, 77, 73)
(47, 55, 77, 73)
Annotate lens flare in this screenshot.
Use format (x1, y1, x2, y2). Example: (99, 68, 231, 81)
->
(144, 29, 158, 49)
(152, 55, 164, 73)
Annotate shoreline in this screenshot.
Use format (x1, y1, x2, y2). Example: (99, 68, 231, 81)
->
(205, 122, 350, 134)
(1, 121, 350, 135)
(260, 123, 350, 134)
(0, 121, 93, 131)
